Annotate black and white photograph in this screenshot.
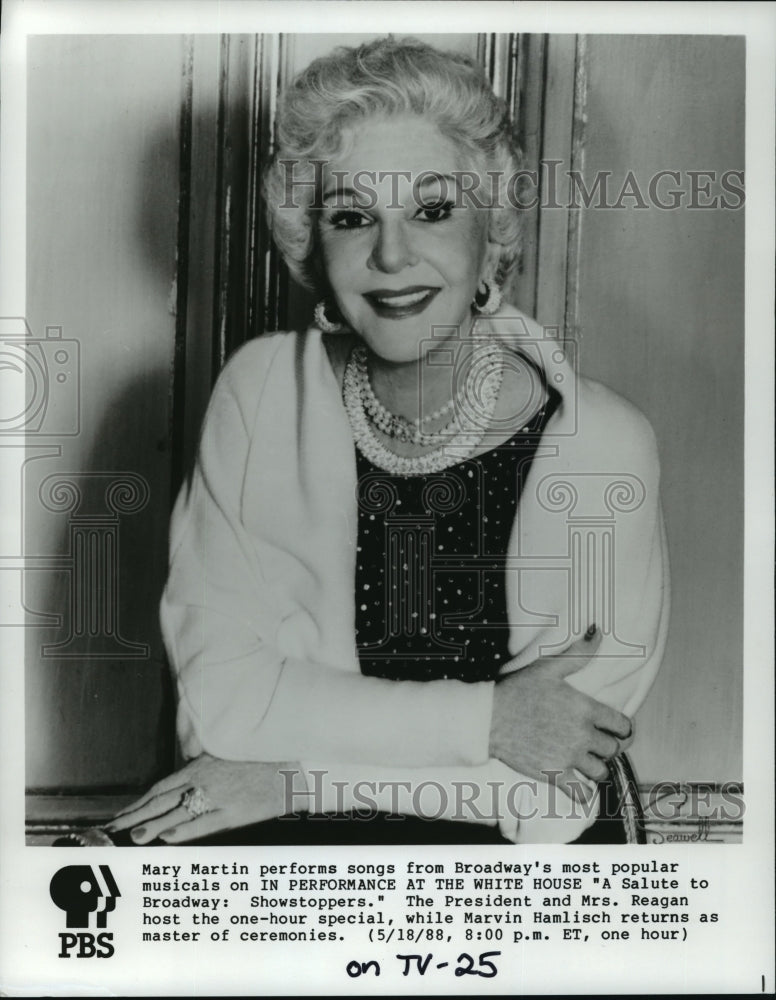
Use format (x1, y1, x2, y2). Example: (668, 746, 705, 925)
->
(1, 1, 773, 995)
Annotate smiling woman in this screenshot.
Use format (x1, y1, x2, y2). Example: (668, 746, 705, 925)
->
(107, 35, 669, 847)
(314, 118, 498, 368)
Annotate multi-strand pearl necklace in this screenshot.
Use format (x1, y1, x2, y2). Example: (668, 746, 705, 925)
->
(361, 373, 456, 446)
(343, 340, 505, 475)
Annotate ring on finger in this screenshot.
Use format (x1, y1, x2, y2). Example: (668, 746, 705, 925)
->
(181, 786, 213, 818)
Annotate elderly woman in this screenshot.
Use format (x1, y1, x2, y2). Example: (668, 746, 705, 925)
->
(110, 37, 669, 846)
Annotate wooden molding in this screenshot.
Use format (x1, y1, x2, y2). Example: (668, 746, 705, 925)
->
(26, 785, 744, 846)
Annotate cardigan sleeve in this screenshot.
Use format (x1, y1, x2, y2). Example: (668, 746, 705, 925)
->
(160, 344, 494, 768)
(515, 389, 671, 718)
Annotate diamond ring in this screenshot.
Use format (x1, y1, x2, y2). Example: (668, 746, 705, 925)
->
(181, 786, 213, 817)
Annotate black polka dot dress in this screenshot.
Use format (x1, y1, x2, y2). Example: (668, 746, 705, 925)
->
(355, 387, 561, 683)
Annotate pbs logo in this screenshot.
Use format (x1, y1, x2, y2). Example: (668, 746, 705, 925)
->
(49, 864, 120, 958)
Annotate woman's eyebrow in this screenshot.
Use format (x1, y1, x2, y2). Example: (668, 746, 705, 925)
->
(320, 185, 368, 205)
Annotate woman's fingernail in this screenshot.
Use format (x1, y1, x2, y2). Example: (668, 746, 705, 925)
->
(585, 624, 598, 640)
(160, 829, 177, 841)
(130, 826, 147, 842)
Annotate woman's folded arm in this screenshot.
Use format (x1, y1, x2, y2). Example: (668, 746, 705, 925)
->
(166, 614, 495, 767)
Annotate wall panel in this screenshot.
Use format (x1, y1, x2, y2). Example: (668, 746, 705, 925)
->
(25, 36, 184, 788)
(569, 35, 745, 783)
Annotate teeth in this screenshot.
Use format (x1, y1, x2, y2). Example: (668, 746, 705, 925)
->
(376, 290, 429, 307)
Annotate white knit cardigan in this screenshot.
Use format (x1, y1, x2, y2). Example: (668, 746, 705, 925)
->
(160, 307, 670, 842)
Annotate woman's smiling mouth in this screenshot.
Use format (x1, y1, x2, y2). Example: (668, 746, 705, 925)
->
(364, 286, 440, 318)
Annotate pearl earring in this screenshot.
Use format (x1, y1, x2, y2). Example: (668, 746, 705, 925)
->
(314, 299, 345, 334)
(473, 278, 502, 316)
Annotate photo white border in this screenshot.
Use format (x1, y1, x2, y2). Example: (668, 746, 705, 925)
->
(1, 1, 773, 995)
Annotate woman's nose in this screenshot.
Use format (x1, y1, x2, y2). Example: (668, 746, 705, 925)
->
(367, 219, 418, 273)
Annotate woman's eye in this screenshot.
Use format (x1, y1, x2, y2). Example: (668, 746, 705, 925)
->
(415, 200, 454, 223)
(327, 210, 372, 230)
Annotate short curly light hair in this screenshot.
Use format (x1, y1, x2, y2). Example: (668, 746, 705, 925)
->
(263, 36, 524, 293)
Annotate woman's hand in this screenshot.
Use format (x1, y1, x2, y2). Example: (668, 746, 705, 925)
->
(106, 754, 301, 844)
(489, 628, 634, 801)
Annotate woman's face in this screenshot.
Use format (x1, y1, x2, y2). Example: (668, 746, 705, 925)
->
(316, 115, 499, 364)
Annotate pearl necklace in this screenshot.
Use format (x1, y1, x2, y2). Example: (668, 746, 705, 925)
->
(360, 365, 456, 446)
(343, 340, 505, 475)
(356, 350, 458, 447)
